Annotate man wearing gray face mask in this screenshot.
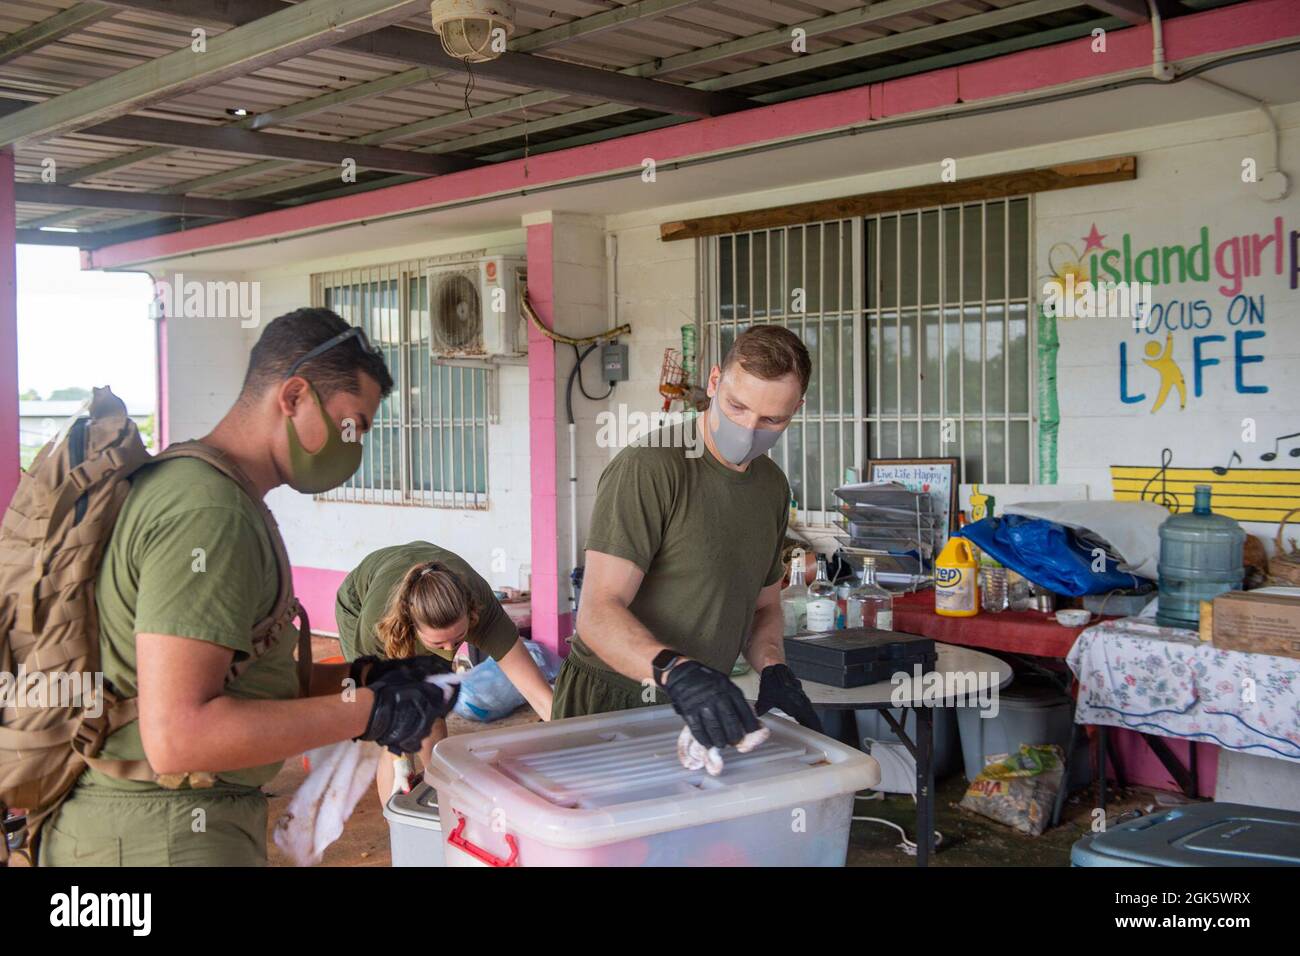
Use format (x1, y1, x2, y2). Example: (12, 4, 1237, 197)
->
(553, 326, 822, 750)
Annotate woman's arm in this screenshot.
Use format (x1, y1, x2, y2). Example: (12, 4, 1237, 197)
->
(497, 638, 555, 720)
(374, 718, 447, 807)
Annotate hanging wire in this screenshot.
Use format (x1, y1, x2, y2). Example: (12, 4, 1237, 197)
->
(462, 58, 476, 118)
(572, 343, 614, 402)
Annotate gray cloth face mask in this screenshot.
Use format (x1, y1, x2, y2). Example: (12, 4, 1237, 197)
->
(709, 403, 785, 466)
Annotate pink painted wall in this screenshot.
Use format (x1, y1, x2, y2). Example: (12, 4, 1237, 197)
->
(291, 564, 348, 636)
(85, 0, 1300, 272)
(1105, 729, 1219, 799)
(0, 147, 17, 510)
(525, 222, 565, 658)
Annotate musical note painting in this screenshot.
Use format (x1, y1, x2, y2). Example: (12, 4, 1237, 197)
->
(1110, 435, 1300, 523)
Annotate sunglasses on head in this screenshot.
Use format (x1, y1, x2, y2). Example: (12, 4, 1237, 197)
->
(286, 326, 382, 380)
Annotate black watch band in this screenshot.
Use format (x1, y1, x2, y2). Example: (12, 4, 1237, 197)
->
(651, 649, 684, 688)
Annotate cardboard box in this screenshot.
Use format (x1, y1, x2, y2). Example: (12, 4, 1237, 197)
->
(1210, 591, 1300, 660)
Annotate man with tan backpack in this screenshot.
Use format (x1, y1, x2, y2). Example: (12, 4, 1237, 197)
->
(1, 307, 457, 866)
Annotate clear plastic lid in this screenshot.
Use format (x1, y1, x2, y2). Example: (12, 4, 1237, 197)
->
(425, 705, 879, 848)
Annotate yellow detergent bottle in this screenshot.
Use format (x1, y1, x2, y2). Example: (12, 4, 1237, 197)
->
(935, 537, 979, 617)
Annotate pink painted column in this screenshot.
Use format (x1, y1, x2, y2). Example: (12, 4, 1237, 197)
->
(0, 148, 18, 509)
(525, 219, 563, 657)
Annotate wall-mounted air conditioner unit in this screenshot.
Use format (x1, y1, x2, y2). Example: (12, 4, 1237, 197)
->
(427, 256, 526, 358)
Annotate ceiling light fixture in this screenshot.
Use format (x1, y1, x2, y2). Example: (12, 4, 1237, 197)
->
(430, 0, 515, 63)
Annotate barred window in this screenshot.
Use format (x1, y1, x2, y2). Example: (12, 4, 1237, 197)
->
(312, 262, 490, 508)
(702, 197, 1034, 526)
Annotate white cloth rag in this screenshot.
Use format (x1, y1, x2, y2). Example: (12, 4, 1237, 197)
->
(676, 724, 770, 777)
(273, 738, 382, 867)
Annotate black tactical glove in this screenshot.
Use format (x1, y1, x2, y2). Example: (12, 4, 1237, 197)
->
(357, 673, 460, 755)
(663, 659, 762, 750)
(350, 653, 453, 688)
(755, 663, 823, 733)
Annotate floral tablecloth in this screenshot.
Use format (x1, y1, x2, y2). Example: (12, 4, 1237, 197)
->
(1066, 617, 1300, 763)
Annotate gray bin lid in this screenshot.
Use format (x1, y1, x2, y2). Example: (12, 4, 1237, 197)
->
(383, 782, 441, 828)
(1072, 802, 1300, 866)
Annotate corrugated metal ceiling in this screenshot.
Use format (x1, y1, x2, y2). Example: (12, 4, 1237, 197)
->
(0, 0, 1248, 243)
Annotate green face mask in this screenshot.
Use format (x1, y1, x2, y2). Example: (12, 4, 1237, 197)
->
(285, 384, 364, 494)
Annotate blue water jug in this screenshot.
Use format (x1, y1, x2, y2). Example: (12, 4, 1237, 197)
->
(1156, 484, 1244, 629)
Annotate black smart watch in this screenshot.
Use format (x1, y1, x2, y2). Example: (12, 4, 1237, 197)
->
(651, 649, 685, 688)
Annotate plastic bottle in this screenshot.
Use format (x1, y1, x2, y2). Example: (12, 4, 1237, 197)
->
(935, 537, 979, 617)
(980, 558, 1008, 613)
(805, 555, 838, 633)
(847, 557, 894, 630)
(1156, 484, 1244, 629)
(781, 548, 808, 636)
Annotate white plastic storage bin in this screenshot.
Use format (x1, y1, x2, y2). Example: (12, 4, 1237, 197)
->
(425, 705, 880, 867)
(384, 783, 444, 867)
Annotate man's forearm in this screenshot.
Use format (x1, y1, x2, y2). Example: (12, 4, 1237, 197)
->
(744, 602, 786, 673)
(579, 598, 674, 684)
(145, 691, 374, 775)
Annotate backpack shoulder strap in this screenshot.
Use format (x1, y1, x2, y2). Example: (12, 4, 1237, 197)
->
(148, 442, 312, 697)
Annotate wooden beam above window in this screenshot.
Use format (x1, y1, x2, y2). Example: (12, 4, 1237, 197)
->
(659, 156, 1137, 242)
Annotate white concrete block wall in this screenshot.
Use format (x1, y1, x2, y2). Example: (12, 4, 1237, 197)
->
(158, 103, 1300, 586)
(161, 240, 535, 586)
(546, 214, 610, 590)
(159, 269, 254, 443)
(599, 106, 1300, 543)
(1036, 118, 1300, 539)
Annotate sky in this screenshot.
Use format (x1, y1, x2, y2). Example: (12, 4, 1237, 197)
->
(17, 245, 157, 411)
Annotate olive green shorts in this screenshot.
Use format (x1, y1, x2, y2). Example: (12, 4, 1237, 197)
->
(550, 652, 667, 720)
(39, 784, 269, 867)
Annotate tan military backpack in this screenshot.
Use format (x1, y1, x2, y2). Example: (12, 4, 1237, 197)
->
(0, 387, 311, 865)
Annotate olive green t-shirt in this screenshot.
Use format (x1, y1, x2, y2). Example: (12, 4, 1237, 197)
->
(90, 458, 295, 792)
(334, 542, 517, 664)
(573, 432, 789, 676)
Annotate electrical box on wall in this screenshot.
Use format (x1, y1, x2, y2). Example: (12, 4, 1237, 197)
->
(602, 342, 629, 382)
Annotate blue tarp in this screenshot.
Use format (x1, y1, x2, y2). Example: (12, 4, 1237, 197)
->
(956, 515, 1152, 597)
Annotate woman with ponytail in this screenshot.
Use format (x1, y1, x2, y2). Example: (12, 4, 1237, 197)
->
(336, 542, 553, 802)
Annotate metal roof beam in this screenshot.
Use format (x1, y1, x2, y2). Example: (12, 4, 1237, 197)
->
(0, 2, 116, 67)
(80, 113, 478, 174)
(17, 218, 198, 247)
(1080, 0, 1151, 25)
(227, 0, 966, 199)
(0, 0, 429, 146)
(258, 0, 1086, 202)
(101, 0, 753, 118)
(15, 183, 278, 217)
(19, 0, 703, 225)
(510, 0, 707, 53)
